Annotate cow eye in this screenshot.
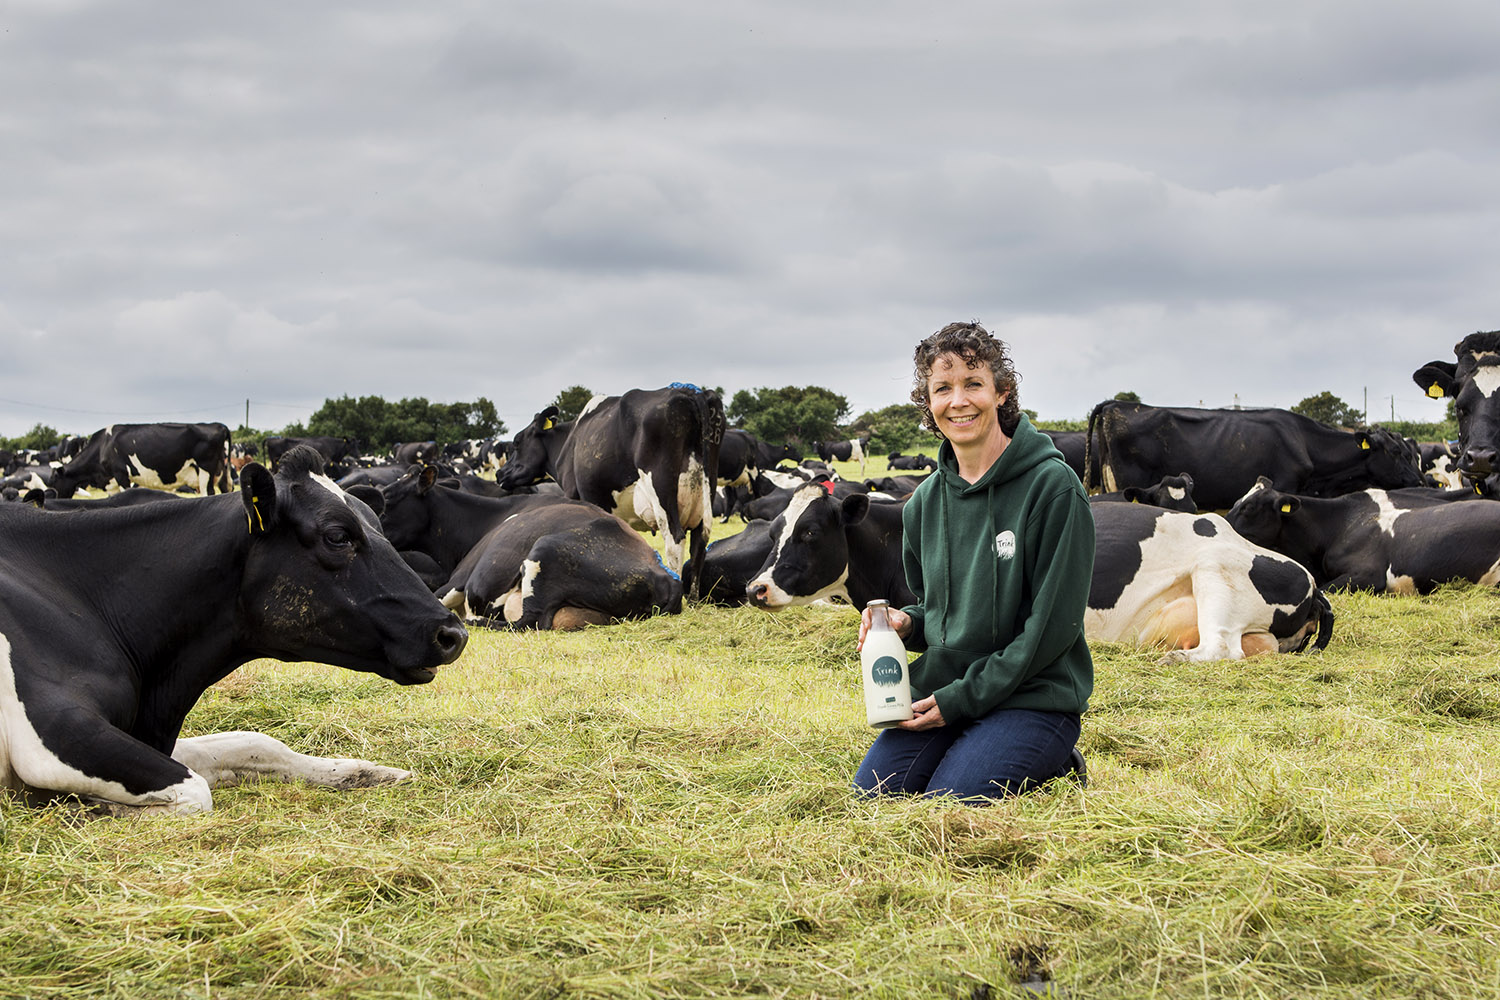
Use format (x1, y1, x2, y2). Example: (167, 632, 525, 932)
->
(323, 526, 355, 549)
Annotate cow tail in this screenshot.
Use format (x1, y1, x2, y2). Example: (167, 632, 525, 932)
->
(1083, 400, 1105, 493)
(1309, 590, 1334, 652)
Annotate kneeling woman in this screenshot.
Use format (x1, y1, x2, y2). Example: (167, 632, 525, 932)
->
(855, 321, 1094, 802)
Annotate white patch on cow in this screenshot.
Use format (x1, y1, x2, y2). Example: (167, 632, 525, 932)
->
(1366, 489, 1406, 538)
(0, 630, 213, 814)
(172, 732, 410, 789)
(1232, 479, 1270, 507)
(1479, 558, 1500, 588)
(520, 558, 542, 599)
(761, 468, 810, 490)
(579, 395, 607, 419)
(1383, 570, 1419, 595)
(1168, 486, 1186, 500)
(1083, 511, 1313, 662)
(746, 485, 851, 607)
(310, 472, 350, 504)
(124, 452, 202, 493)
(1471, 364, 1500, 399)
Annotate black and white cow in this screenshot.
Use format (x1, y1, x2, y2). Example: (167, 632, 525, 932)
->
(1417, 441, 1465, 490)
(1089, 473, 1199, 513)
(744, 483, 1331, 661)
(1226, 477, 1500, 594)
(814, 437, 870, 474)
(1084, 401, 1424, 510)
(49, 422, 233, 498)
(746, 485, 915, 609)
(438, 499, 683, 629)
(1414, 331, 1500, 495)
(0, 446, 467, 815)
(495, 386, 724, 596)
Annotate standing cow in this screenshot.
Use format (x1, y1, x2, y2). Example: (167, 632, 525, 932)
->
(1085, 401, 1423, 510)
(495, 385, 724, 597)
(49, 422, 233, 498)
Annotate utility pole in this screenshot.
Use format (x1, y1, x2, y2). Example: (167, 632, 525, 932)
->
(245, 399, 250, 430)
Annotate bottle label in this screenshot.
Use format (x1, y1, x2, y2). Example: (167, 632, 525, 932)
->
(869, 655, 904, 687)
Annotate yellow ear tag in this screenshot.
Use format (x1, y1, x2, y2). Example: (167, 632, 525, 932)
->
(1280, 503, 1293, 513)
(542, 418, 554, 430)
(1360, 439, 1370, 450)
(246, 496, 265, 533)
(1428, 383, 1444, 398)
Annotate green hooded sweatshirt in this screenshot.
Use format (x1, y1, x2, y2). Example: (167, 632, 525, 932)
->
(899, 414, 1095, 724)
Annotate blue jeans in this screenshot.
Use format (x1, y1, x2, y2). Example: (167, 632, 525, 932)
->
(854, 708, 1081, 803)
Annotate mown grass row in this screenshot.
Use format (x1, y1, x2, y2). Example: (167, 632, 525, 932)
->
(3, 583, 1500, 998)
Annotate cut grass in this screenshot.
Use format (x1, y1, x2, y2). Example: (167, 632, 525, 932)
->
(4, 585, 1500, 998)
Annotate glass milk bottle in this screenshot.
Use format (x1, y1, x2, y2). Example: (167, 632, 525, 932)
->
(862, 599, 913, 728)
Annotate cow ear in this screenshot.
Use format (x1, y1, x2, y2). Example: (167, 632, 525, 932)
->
(1278, 496, 1300, 516)
(346, 484, 384, 516)
(840, 492, 871, 526)
(538, 405, 561, 431)
(241, 463, 277, 534)
(1413, 361, 1457, 399)
(419, 464, 438, 493)
(1121, 487, 1145, 503)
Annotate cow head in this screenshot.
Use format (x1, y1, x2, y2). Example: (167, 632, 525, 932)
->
(1121, 472, 1199, 513)
(372, 463, 441, 552)
(1225, 476, 1299, 552)
(238, 446, 467, 684)
(1414, 331, 1500, 494)
(746, 482, 858, 609)
(495, 406, 562, 492)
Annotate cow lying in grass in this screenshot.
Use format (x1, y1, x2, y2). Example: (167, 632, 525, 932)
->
(0, 446, 467, 816)
(1227, 477, 1500, 593)
(742, 482, 1331, 660)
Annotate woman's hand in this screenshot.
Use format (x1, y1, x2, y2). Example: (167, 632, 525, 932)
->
(856, 605, 913, 650)
(898, 696, 945, 731)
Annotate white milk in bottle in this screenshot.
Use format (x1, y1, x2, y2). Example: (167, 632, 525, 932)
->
(861, 599, 914, 728)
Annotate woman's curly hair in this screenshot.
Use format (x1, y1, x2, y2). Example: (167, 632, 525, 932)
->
(910, 321, 1022, 436)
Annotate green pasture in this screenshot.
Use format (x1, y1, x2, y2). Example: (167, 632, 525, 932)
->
(4, 584, 1500, 999)
(6, 459, 1500, 998)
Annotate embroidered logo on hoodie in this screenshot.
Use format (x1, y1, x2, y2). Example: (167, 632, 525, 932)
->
(994, 529, 1016, 560)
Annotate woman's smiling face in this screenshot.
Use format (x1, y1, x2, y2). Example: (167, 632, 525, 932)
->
(926, 352, 1008, 447)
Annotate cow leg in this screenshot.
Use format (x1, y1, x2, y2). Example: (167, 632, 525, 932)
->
(172, 732, 411, 790)
(10, 715, 213, 816)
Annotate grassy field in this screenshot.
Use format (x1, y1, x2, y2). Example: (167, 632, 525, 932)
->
(4, 579, 1500, 999)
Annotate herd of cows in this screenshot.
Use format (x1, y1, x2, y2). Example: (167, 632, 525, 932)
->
(1, 335, 1499, 813)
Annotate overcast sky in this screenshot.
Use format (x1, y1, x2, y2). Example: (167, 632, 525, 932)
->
(3, 0, 1496, 441)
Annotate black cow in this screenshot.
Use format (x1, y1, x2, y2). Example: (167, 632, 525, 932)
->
(265, 435, 359, 473)
(495, 385, 724, 596)
(376, 464, 569, 580)
(744, 483, 1331, 661)
(887, 453, 937, 471)
(392, 440, 440, 465)
(1089, 473, 1199, 513)
(1414, 331, 1500, 494)
(1226, 477, 1500, 594)
(1041, 430, 1089, 485)
(0, 446, 467, 815)
(438, 500, 683, 629)
(687, 521, 777, 606)
(49, 422, 233, 498)
(1085, 401, 1423, 510)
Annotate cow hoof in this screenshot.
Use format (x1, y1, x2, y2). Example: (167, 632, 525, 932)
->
(329, 761, 413, 788)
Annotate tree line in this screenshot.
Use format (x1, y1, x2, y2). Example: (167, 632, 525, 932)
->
(1, 386, 1457, 462)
